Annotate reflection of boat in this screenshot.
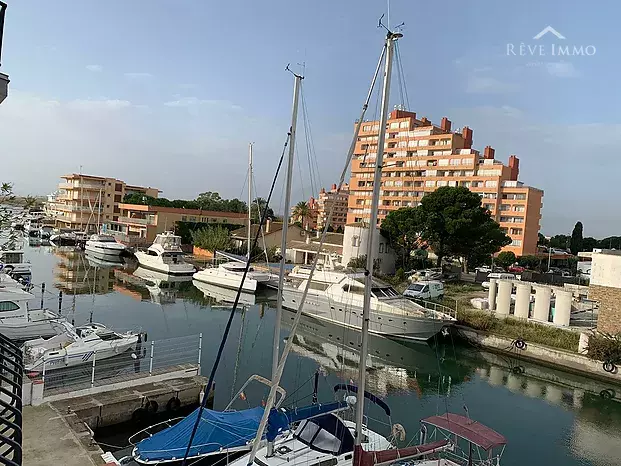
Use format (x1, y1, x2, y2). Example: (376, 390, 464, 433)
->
(85, 252, 124, 267)
(85, 234, 128, 258)
(23, 322, 142, 373)
(0, 288, 63, 340)
(192, 279, 256, 306)
(135, 232, 195, 275)
(133, 267, 193, 304)
(282, 267, 455, 341)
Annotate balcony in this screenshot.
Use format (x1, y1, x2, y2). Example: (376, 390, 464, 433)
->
(117, 216, 156, 226)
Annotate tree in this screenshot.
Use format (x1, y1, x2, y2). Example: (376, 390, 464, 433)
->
(495, 251, 517, 270)
(251, 197, 274, 223)
(0, 183, 15, 229)
(582, 237, 598, 252)
(414, 187, 510, 270)
(570, 221, 583, 255)
(292, 201, 312, 230)
(191, 226, 232, 252)
(537, 232, 548, 247)
(549, 234, 570, 250)
(23, 195, 38, 210)
(380, 207, 421, 269)
(518, 255, 542, 270)
(347, 255, 367, 269)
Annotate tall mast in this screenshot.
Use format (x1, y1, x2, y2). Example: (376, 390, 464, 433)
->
(355, 30, 401, 449)
(272, 71, 302, 379)
(247, 143, 253, 260)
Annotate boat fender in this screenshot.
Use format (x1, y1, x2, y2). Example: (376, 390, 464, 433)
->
(514, 338, 527, 350)
(603, 361, 618, 374)
(391, 423, 406, 442)
(166, 397, 181, 412)
(132, 408, 146, 423)
(146, 400, 158, 413)
(600, 389, 615, 399)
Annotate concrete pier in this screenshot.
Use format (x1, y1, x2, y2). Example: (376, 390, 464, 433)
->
(488, 278, 497, 311)
(514, 283, 531, 319)
(496, 280, 512, 315)
(533, 286, 551, 322)
(553, 290, 572, 327)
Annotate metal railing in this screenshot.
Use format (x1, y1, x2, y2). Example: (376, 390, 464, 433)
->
(0, 332, 23, 466)
(40, 334, 202, 397)
(117, 216, 156, 226)
(409, 298, 457, 320)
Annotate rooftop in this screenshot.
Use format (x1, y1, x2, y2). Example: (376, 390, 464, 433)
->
(119, 203, 247, 218)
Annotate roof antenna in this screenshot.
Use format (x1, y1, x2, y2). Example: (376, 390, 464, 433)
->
(285, 63, 304, 79)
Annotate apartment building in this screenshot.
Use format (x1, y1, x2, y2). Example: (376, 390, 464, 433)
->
(106, 203, 247, 246)
(347, 109, 543, 256)
(316, 183, 350, 232)
(50, 174, 159, 233)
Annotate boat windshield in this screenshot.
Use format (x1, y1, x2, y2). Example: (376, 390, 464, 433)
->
(93, 235, 117, 242)
(371, 287, 400, 299)
(293, 414, 354, 455)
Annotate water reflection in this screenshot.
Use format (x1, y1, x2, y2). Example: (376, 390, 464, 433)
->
(53, 247, 122, 294)
(112, 266, 194, 305)
(192, 280, 256, 306)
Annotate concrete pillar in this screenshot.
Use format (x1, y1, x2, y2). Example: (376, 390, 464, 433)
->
(514, 283, 531, 319)
(526, 380, 543, 398)
(488, 366, 504, 386)
(578, 332, 590, 354)
(553, 290, 572, 327)
(488, 278, 497, 311)
(31, 380, 44, 406)
(496, 280, 512, 315)
(573, 389, 584, 409)
(533, 286, 552, 322)
(506, 373, 522, 393)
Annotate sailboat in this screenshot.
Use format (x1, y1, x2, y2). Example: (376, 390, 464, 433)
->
(230, 24, 508, 466)
(127, 68, 342, 466)
(193, 144, 272, 293)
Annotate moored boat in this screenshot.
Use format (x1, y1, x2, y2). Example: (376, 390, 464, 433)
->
(134, 232, 196, 275)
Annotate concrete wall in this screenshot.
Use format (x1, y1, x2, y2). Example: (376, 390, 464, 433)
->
(589, 251, 621, 334)
(590, 251, 621, 288)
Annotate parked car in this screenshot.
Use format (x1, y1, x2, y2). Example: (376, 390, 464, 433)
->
(508, 265, 525, 273)
(408, 268, 443, 282)
(403, 280, 445, 300)
(482, 272, 516, 289)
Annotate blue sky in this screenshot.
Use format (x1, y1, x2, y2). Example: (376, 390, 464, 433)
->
(1, 0, 620, 237)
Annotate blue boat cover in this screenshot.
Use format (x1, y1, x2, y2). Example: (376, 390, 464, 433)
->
(135, 406, 265, 462)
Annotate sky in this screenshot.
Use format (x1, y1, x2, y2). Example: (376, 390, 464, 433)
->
(1, 0, 620, 237)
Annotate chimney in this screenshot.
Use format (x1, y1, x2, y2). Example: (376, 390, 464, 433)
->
(331, 183, 337, 192)
(462, 126, 473, 149)
(305, 233, 311, 244)
(483, 145, 495, 159)
(440, 117, 452, 132)
(508, 155, 520, 181)
(420, 117, 430, 125)
(265, 219, 271, 234)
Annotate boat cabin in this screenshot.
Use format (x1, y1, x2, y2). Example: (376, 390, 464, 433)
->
(0, 250, 25, 264)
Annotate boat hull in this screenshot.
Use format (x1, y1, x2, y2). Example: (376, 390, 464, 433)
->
(135, 252, 195, 276)
(85, 243, 126, 257)
(193, 269, 258, 293)
(281, 288, 451, 341)
(0, 320, 61, 341)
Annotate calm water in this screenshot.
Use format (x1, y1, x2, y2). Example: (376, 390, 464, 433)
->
(21, 240, 621, 466)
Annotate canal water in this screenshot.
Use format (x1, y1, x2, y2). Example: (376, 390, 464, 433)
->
(21, 240, 621, 466)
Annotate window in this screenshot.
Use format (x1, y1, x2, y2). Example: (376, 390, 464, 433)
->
(379, 243, 384, 253)
(389, 122, 399, 129)
(363, 125, 371, 131)
(511, 239, 522, 246)
(107, 193, 111, 197)
(115, 183, 123, 191)
(399, 121, 409, 128)
(0, 301, 19, 312)
(106, 204, 110, 209)
(114, 194, 122, 202)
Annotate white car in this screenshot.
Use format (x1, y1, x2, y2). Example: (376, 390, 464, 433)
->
(482, 272, 516, 289)
(403, 280, 445, 300)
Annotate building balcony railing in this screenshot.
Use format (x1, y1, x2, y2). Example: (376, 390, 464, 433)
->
(116, 216, 156, 226)
(59, 182, 106, 190)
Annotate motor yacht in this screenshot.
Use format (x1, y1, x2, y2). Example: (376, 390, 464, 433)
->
(281, 267, 455, 341)
(0, 249, 32, 282)
(85, 234, 128, 258)
(23, 322, 142, 373)
(0, 287, 63, 340)
(134, 231, 195, 275)
(193, 257, 271, 294)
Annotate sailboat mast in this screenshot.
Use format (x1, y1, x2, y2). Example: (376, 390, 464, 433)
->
(248, 143, 253, 260)
(272, 72, 302, 379)
(355, 30, 401, 448)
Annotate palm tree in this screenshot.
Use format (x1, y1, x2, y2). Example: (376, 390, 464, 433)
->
(292, 201, 311, 230)
(23, 195, 38, 211)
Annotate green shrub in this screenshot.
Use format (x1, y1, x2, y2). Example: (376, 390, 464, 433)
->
(587, 333, 621, 363)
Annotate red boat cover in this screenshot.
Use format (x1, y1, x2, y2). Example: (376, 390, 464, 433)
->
(353, 440, 449, 466)
(422, 413, 507, 451)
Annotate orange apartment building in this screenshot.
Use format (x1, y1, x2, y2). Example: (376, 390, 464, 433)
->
(347, 109, 543, 256)
(50, 174, 160, 233)
(316, 183, 350, 232)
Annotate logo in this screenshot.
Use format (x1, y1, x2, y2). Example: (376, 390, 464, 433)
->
(507, 26, 596, 57)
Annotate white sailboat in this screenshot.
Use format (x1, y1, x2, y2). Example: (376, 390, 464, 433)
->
(193, 144, 272, 293)
(135, 231, 196, 275)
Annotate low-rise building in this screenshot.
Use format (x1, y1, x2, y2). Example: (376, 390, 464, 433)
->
(50, 174, 159, 233)
(342, 222, 396, 275)
(106, 203, 247, 246)
(588, 249, 621, 334)
(230, 220, 307, 252)
(287, 232, 344, 266)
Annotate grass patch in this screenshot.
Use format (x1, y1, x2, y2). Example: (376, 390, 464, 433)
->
(587, 333, 621, 363)
(457, 309, 580, 352)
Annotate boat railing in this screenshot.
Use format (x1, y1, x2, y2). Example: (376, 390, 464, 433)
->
(408, 298, 457, 320)
(0, 332, 23, 466)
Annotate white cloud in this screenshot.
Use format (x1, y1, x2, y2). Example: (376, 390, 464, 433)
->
(124, 72, 153, 80)
(466, 74, 518, 94)
(546, 61, 579, 78)
(67, 99, 132, 110)
(86, 65, 103, 72)
(163, 97, 242, 111)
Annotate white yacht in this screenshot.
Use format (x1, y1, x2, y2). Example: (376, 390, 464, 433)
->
(85, 234, 127, 257)
(134, 232, 196, 275)
(0, 287, 64, 340)
(23, 322, 142, 373)
(0, 249, 32, 282)
(193, 259, 271, 293)
(281, 267, 455, 341)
